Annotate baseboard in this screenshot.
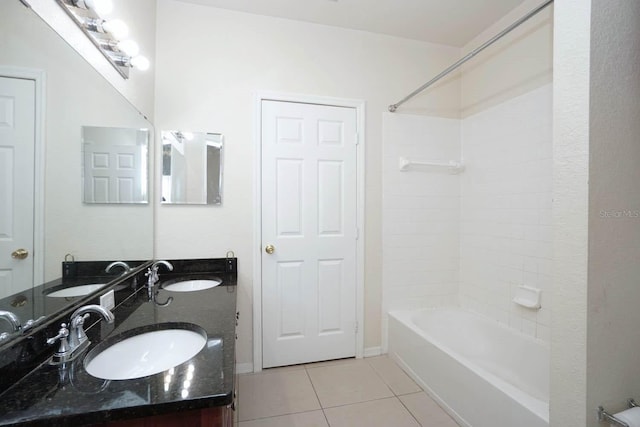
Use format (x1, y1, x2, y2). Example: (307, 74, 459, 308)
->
(364, 346, 383, 358)
(235, 362, 254, 374)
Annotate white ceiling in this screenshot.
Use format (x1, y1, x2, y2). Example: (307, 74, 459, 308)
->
(175, 0, 528, 47)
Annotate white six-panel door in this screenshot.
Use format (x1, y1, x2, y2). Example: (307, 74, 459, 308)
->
(261, 100, 358, 368)
(0, 76, 35, 298)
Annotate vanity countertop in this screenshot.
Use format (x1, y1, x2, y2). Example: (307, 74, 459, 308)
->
(0, 272, 237, 426)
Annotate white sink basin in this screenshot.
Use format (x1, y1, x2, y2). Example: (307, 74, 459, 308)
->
(84, 324, 207, 380)
(47, 283, 106, 298)
(163, 279, 221, 292)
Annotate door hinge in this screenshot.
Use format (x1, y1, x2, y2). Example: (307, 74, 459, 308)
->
(354, 132, 359, 145)
(355, 321, 359, 333)
(355, 227, 360, 240)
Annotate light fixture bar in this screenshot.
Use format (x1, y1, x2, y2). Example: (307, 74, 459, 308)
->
(55, 0, 131, 79)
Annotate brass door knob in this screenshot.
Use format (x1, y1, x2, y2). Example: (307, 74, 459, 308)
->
(265, 245, 275, 254)
(11, 249, 29, 260)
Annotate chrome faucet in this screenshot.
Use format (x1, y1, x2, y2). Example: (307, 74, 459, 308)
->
(145, 261, 173, 297)
(0, 310, 21, 332)
(145, 261, 174, 305)
(0, 310, 21, 342)
(47, 304, 114, 365)
(105, 261, 131, 275)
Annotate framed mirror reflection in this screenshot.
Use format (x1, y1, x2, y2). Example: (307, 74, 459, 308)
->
(82, 126, 150, 204)
(161, 131, 223, 205)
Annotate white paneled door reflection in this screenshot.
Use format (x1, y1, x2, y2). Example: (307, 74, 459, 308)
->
(261, 100, 358, 368)
(83, 144, 143, 203)
(0, 77, 35, 298)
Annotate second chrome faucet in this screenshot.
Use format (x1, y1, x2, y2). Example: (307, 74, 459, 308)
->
(145, 260, 174, 305)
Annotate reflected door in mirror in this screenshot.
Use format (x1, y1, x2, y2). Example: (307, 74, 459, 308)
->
(0, 77, 35, 298)
(82, 126, 149, 204)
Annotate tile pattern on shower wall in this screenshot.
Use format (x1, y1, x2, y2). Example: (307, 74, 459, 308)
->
(382, 113, 461, 320)
(459, 84, 553, 342)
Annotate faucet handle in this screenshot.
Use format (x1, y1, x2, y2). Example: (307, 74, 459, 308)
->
(47, 323, 70, 351)
(47, 323, 72, 365)
(71, 313, 90, 329)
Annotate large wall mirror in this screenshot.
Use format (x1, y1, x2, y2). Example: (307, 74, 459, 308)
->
(161, 131, 223, 205)
(0, 1, 153, 338)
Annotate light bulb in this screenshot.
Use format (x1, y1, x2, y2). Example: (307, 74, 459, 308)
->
(102, 19, 128, 39)
(130, 56, 150, 71)
(84, 0, 113, 16)
(117, 39, 140, 57)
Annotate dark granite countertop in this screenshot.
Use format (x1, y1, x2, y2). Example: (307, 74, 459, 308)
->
(0, 266, 237, 426)
(0, 260, 150, 337)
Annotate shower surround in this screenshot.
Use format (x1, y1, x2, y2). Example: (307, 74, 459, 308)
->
(382, 83, 553, 344)
(382, 83, 552, 426)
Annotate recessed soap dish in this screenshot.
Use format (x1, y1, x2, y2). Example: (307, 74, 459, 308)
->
(513, 285, 542, 310)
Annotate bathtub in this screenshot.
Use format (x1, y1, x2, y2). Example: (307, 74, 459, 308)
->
(388, 308, 549, 427)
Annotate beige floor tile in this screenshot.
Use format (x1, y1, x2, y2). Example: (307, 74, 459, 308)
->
(238, 410, 328, 427)
(366, 355, 422, 395)
(399, 392, 459, 426)
(307, 361, 394, 408)
(324, 397, 421, 427)
(238, 369, 320, 421)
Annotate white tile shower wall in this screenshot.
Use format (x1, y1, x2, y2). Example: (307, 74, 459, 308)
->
(382, 113, 461, 323)
(459, 84, 553, 342)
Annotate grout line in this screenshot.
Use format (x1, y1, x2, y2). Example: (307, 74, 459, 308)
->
(303, 366, 331, 426)
(397, 394, 424, 427)
(319, 395, 398, 410)
(363, 356, 396, 397)
(238, 409, 326, 424)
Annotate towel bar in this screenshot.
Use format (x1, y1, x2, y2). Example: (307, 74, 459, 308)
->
(597, 399, 638, 426)
(398, 157, 464, 174)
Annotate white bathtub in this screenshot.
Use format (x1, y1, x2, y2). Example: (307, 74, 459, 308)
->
(388, 308, 549, 427)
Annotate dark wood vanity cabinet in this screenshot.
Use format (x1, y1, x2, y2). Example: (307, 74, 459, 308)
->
(94, 405, 234, 427)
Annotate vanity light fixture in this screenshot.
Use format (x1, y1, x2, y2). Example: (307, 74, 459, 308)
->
(76, 0, 113, 16)
(56, 0, 149, 79)
(83, 18, 129, 39)
(98, 39, 141, 58)
(113, 55, 151, 72)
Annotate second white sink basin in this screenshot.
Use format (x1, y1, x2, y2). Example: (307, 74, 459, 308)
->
(163, 279, 221, 292)
(47, 283, 107, 298)
(84, 323, 207, 380)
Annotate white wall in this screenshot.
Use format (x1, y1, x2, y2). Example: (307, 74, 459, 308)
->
(586, 0, 640, 424)
(460, 0, 553, 117)
(381, 113, 461, 349)
(459, 84, 553, 342)
(551, 1, 640, 425)
(154, 0, 461, 367)
(550, 0, 590, 424)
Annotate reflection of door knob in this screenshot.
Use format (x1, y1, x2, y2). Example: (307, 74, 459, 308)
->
(265, 245, 275, 254)
(11, 249, 29, 260)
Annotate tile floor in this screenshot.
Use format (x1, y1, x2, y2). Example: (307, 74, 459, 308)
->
(237, 356, 460, 427)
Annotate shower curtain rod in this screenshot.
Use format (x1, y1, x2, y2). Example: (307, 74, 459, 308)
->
(388, 0, 554, 113)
